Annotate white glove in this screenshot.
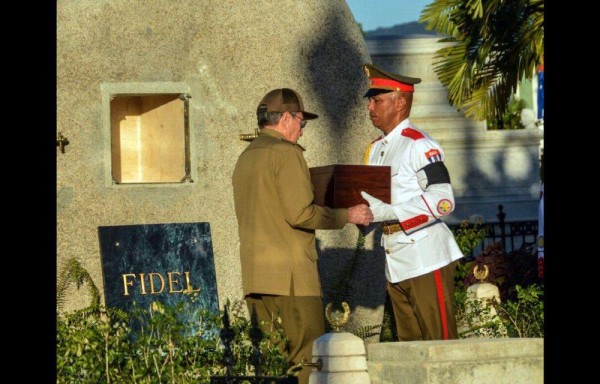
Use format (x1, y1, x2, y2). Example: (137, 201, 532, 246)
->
(360, 191, 397, 222)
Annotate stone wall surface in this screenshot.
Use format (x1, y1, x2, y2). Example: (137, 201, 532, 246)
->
(57, 0, 387, 330)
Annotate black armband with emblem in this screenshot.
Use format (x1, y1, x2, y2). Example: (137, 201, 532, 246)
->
(422, 162, 450, 187)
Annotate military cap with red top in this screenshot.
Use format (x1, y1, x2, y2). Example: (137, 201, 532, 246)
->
(363, 63, 422, 97)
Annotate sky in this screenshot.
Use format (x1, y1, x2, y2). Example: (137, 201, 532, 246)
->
(345, 0, 432, 32)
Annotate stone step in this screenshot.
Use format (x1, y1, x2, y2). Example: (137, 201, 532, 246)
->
(367, 338, 543, 384)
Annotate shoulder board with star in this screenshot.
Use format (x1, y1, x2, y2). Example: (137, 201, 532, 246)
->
(401, 127, 424, 140)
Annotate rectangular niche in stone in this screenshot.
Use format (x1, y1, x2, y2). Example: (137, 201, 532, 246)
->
(110, 94, 191, 184)
(98, 222, 219, 322)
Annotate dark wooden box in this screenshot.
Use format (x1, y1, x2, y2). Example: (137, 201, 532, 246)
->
(310, 164, 391, 208)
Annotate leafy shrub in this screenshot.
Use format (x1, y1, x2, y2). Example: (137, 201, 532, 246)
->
(56, 258, 289, 383)
(456, 283, 544, 338)
(454, 288, 507, 339)
(486, 97, 529, 130)
(461, 241, 542, 302)
(57, 298, 289, 383)
(496, 284, 544, 337)
(451, 220, 489, 258)
(455, 240, 544, 338)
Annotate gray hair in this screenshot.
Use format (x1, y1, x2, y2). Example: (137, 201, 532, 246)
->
(257, 104, 283, 128)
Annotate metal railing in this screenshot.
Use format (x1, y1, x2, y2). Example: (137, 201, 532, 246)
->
(210, 304, 298, 384)
(448, 204, 538, 259)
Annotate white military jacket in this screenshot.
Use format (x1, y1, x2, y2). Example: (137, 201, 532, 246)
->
(365, 119, 464, 283)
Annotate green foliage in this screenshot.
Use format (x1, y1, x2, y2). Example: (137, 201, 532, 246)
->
(454, 288, 507, 338)
(451, 220, 489, 257)
(350, 305, 400, 343)
(220, 300, 289, 377)
(57, 297, 289, 383)
(455, 283, 543, 338)
(57, 257, 101, 312)
(462, 241, 541, 301)
(352, 324, 384, 341)
(486, 98, 528, 130)
(354, 231, 367, 257)
(351, 308, 397, 342)
(378, 295, 398, 342)
(496, 284, 544, 337)
(419, 0, 544, 123)
(454, 259, 474, 291)
(455, 239, 544, 338)
(56, 256, 290, 383)
(57, 306, 132, 383)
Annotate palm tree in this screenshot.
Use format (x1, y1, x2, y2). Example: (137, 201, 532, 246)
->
(419, 0, 544, 126)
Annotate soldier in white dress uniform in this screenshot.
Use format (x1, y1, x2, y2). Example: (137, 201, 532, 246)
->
(360, 63, 464, 340)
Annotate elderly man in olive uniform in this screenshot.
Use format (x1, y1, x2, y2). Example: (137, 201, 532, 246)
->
(359, 64, 464, 341)
(232, 88, 373, 383)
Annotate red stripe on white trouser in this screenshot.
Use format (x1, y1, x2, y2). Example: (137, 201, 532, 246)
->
(434, 269, 449, 340)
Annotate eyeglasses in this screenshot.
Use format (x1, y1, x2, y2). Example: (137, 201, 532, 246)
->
(291, 112, 307, 128)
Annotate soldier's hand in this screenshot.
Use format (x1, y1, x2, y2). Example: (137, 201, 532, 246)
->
(360, 191, 397, 222)
(347, 204, 373, 226)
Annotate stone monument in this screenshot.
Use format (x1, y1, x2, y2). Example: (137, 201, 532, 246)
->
(57, 0, 387, 335)
(308, 302, 371, 384)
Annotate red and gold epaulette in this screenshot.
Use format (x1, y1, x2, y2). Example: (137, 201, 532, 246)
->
(401, 127, 424, 140)
(400, 215, 428, 231)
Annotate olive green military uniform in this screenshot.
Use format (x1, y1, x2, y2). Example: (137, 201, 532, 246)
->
(232, 128, 347, 382)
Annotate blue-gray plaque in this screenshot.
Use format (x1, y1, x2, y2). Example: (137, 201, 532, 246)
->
(98, 222, 219, 320)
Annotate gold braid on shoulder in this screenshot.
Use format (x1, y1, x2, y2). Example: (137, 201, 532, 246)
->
(364, 143, 373, 165)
